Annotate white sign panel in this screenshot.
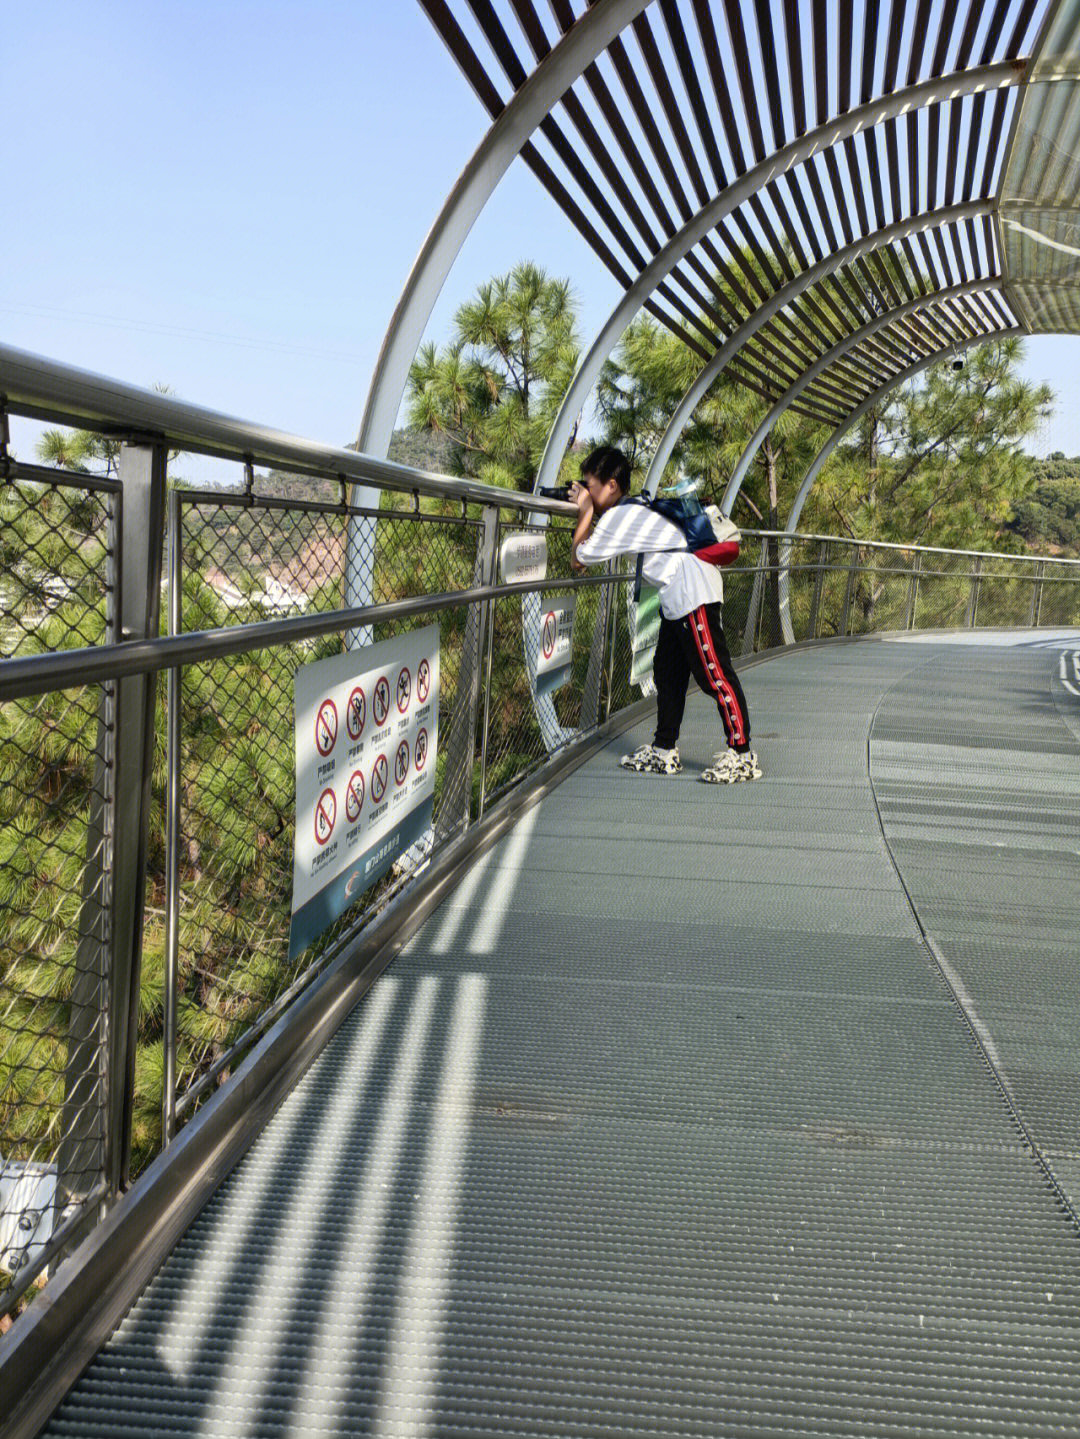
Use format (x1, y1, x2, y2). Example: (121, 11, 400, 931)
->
(500, 531, 548, 585)
(535, 593, 575, 697)
(290, 625, 439, 959)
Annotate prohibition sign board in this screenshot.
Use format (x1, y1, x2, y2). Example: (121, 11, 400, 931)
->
(373, 675, 391, 727)
(315, 698, 338, 757)
(371, 752, 389, 804)
(397, 666, 412, 714)
(345, 768, 365, 823)
(417, 658, 431, 704)
(394, 740, 410, 787)
(541, 610, 557, 660)
(346, 686, 366, 741)
(414, 727, 429, 771)
(314, 787, 336, 846)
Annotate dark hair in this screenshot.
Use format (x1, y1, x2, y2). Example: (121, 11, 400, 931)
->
(580, 445, 631, 494)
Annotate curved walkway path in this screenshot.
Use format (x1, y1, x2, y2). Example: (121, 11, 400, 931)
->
(43, 634, 1080, 1438)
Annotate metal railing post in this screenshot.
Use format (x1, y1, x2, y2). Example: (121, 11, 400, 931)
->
(966, 555, 982, 627)
(162, 488, 182, 1145)
(56, 483, 121, 1221)
(742, 539, 768, 653)
(436, 504, 499, 841)
(604, 560, 618, 721)
(1030, 559, 1045, 627)
(106, 442, 167, 1193)
(807, 540, 828, 639)
(905, 552, 922, 630)
(580, 575, 611, 731)
(839, 545, 860, 636)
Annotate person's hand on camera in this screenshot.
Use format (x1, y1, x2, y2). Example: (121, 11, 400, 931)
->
(571, 480, 593, 514)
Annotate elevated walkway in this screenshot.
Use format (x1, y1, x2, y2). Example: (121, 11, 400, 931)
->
(38, 636, 1080, 1437)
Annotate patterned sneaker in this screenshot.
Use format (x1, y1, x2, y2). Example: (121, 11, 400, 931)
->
(701, 749, 762, 784)
(620, 743, 683, 775)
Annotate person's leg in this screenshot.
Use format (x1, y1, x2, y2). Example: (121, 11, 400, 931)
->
(620, 616, 688, 773)
(652, 615, 691, 749)
(678, 604, 762, 781)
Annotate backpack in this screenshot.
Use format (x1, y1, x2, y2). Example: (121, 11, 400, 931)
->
(628, 495, 741, 600)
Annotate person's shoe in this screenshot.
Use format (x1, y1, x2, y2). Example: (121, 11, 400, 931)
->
(620, 743, 682, 775)
(701, 748, 762, 783)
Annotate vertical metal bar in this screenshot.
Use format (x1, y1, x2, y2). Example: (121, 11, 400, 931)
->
(476, 570, 498, 822)
(905, 551, 922, 629)
(840, 545, 860, 636)
(604, 563, 619, 720)
(106, 441, 168, 1193)
(436, 505, 499, 840)
(808, 540, 828, 638)
(967, 555, 982, 627)
(742, 539, 767, 654)
(58, 483, 118, 1219)
(580, 579, 611, 730)
(162, 488, 182, 1146)
(1030, 559, 1045, 627)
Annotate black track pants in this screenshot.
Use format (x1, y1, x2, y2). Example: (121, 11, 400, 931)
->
(652, 603, 751, 753)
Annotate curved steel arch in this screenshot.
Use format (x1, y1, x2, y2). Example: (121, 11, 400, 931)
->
(357, 0, 652, 457)
(637, 201, 998, 503)
(531, 58, 1028, 495)
(784, 326, 1026, 534)
(720, 280, 1012, 518)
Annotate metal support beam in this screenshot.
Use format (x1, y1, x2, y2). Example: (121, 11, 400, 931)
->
(784, 329, 1025, 534)
(718, 274, 1005, 518)
(533, 60, 1028, 497)
(436, 505, 500, 840)
(106, 443, 168, 1193)
(357, 0, 652, 460)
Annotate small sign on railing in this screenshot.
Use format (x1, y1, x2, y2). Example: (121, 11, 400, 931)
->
(534, 594, 575, 697)
(500, 530, 548, 585)
(290, 625, 440, 959)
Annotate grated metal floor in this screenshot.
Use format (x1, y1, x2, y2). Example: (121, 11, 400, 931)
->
(43, 634, 1080, 1438)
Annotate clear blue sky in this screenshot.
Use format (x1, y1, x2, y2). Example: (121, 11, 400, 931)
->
(3, 1, 1075, 468)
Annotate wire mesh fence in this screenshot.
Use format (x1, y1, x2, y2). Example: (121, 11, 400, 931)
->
(0, 470, 118, 1313)
(164, 483, 482, 1133)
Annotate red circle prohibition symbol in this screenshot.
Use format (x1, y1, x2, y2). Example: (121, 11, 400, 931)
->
(414, 727, 429, 771)
(371, 752, 389, 803)
(373, 676, 391, 726)
(417, 658, 431, 703)
(314, 786, 336, 846)
(394, 740, 410, 787)
(541, 611, 557, 660)
(315, 698, 338, 756)
(397, 667, 412, 714)
(345, 768, 365, 823)
(346, 686, 366, 741)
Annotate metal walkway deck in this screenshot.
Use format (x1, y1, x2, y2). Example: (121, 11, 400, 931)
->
(42, 636, 1080, 1438)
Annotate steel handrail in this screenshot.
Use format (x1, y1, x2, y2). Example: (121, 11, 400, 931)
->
(0, 342, 576, 516)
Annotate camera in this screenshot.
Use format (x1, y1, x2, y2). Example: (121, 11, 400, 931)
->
(538, 483, 572, 502)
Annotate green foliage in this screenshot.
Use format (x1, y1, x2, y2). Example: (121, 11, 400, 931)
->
(407, 261, 579, 491)
(808, 339, 1053, 549)
(1009, 456, 1080, 555)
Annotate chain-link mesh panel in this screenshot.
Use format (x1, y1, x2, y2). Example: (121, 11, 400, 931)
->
(0, 682, 112, 1316)
(166, 490, 481, 1125)
(908, 551, 981, 630)
(971, 560, 1040, 627)
(1037, 569, 1080, 626)
(0, 475, 115, 658)
(0, 472, 117, 1314)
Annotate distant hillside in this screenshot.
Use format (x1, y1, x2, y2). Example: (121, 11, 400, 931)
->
(387, 427, 460, 475)
(1008, 453, 1080, 557)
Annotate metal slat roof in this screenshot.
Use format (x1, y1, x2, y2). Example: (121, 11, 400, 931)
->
(364, 0, 1080, 522)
